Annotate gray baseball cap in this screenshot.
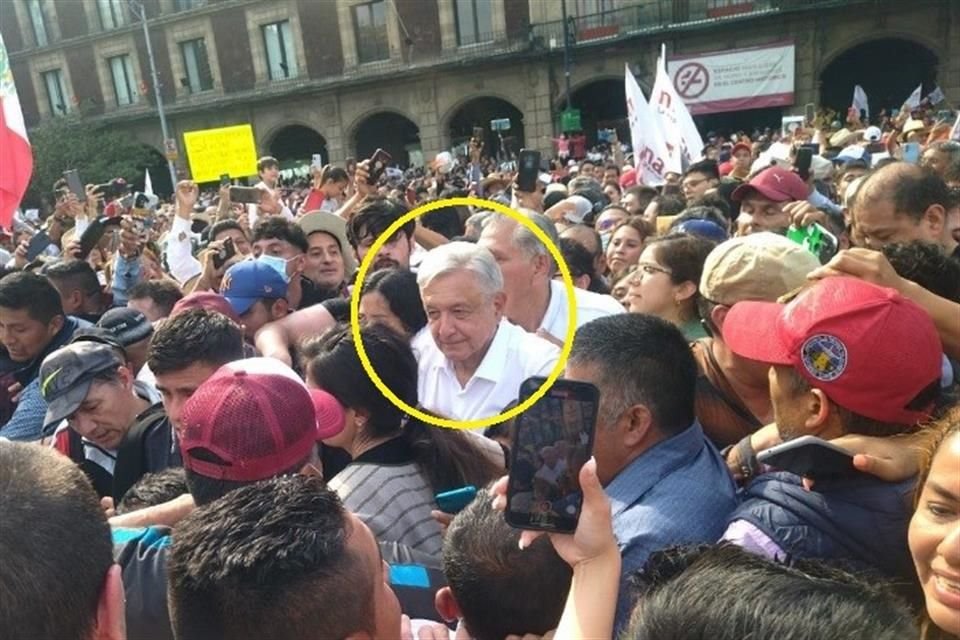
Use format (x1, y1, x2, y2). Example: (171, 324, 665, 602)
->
(39, 342, 124, 431)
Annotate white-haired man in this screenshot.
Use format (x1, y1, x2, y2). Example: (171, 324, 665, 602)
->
(478, 212, 622, 341)
(415, 242, 559, 421)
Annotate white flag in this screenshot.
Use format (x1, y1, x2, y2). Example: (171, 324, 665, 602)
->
(650, 44, 704, 173)
(852, 85, 869, 120)
(144, 168, 154, 196)
(950, 113, 960, 142)
(903, 84, 923, 110)
(625, 64, 671, 186)
(926, 85, 945, 106)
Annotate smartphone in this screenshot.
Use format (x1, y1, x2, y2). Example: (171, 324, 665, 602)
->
(212, 237, 236, 270)
(902, 142, 921, 164)
(505, 377, 599, 533)
(229, 186, 262, 204)
(435, 485, 477, 515)
(517, 149, 542, 193)
(26, 230, 53, 261)
(367, 148, 392, 185)
(804, 103, 816, 125)
(757, 435, 858, 480)
(472, 126, 484, 141)
(62, 169, 86, 203)
(786, 222, 838, 265)
(794, 147, 813, 182)
(311, 153, 323, 169)
(220, 174, 230, 187)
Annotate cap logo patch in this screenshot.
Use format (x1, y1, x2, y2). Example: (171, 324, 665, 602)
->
(801, 334, 847, 382)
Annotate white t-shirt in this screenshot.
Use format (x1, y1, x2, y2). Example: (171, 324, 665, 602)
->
(538, 279, 624, 341)
(415, 319, 559, 422)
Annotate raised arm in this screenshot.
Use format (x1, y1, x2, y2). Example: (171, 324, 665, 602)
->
(254, 303, 337, 367)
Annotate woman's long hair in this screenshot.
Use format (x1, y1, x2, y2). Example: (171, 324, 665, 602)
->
(307, 323, 501, 492)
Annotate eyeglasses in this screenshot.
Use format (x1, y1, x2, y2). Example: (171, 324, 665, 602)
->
(636, 262, 672, 277)
(681, 177, 709, 189)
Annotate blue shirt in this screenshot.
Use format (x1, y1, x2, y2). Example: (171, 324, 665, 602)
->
(606, 421, 739, 629)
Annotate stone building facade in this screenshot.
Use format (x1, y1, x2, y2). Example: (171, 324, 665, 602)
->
(3, 0, 956, 179)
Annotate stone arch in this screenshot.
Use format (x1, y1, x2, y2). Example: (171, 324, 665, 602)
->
(347, 110, 421, 168)
(558, 76, 628, 147)
(441, 95, 526, 159)
(819, 36, 940, 116)
(263, 123, 328, 166)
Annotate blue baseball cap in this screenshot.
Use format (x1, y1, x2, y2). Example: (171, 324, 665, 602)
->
(673, 219, 729, 243)
(221, 260, 288, 316)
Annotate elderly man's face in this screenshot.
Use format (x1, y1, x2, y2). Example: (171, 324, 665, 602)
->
(478, 220, 541, 322)
(421, 269, 505, 366)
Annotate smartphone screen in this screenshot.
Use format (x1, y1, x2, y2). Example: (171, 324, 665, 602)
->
(26, 231, 53, 261)
(505, 377, 599, 533)
(220, 174, 230, 187)
(794, 147, 813, 181)
(516, 149, 541, 192)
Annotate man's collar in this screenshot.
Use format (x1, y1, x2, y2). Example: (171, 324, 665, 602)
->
(605, 421, 707, 518)
(441, 319, 509, 384)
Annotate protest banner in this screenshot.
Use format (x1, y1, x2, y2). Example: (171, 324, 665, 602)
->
(903, 85, 923, 110)
(651, 44, 704, 174)
(183, 124, 258, 183)
(852, 85, 870, 120)
(666, 43, 795, 115)
(625, 64, 670, 186)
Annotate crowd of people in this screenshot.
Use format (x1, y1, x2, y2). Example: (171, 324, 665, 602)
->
(1, 99, 960, 640)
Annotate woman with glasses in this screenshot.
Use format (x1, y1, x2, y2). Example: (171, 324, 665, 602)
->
(624, 233, 716, 340)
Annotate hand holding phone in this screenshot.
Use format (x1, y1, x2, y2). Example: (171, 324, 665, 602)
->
(367, 148, 392, 185)
(63, 170, 86, 203)
(229, 186, 263, 205)
(505, 377, 599, 533)
(211, 237, 236, 270)
(757, 435, 858, 480)
(516, 149, 541, 193)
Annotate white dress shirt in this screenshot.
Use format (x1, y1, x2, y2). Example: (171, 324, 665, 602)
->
(415, 318, 559, 422)
(539, 279, 624, 341)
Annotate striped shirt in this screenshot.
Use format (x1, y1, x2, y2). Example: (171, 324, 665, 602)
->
(328, 437, 443, 561)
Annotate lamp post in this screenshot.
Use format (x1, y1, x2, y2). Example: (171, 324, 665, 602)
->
(128, 0, 177, 191)
(561, 0, 572, 110)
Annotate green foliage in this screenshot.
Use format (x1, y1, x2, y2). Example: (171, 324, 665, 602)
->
(24, 116, 160, 208)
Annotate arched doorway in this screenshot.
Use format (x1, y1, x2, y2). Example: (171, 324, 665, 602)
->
(447, 96, 525, 161)
(136, 146, 174, 196)
(268, 124, 328, 166)
(820, 39, 938, 120)
(352, 112, 421, 168)
(566, 79, 627, 147)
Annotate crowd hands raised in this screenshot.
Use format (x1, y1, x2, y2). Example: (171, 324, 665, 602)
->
(2, 101, 960, 640)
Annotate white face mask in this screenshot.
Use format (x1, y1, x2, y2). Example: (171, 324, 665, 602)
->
(257, 254, 293, 282)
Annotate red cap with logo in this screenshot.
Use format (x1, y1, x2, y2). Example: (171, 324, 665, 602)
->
(722, 277, 942, 426)
(731, 166, 808, 203)
(179, 358, 322, 482)
(171, 291, 242, 325)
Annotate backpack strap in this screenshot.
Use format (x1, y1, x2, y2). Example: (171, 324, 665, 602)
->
(112, 403, 166, 501)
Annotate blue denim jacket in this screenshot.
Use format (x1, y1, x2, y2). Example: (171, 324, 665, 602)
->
(606, 420, 739, 629)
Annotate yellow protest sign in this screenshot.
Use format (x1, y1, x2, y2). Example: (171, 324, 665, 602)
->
(182, 124, 258, 183)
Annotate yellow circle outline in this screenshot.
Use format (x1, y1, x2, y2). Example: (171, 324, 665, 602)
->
(349, 196, 577, 430)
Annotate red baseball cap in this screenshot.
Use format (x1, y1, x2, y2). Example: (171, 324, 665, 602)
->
(171, 291, 242, 325)
(731, 142, 752, 156)
(731, 166, 808, 203)
(619, 168, 638, 189)
(722, 277, 942, 426)
(179, 358, 318, 482)
(311, 388, 346, 439)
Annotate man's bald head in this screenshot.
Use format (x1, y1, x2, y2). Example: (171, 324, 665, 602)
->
(852, 162, 950, 250)
(560, 224, 602, 258)
(855, 162, 950, 222)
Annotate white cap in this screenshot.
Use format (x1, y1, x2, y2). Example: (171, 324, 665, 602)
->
(864, 126, 882, 143)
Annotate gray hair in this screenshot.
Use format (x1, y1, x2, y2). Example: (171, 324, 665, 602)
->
(484, 212, 560, 275)
(416, 241, 504, 297)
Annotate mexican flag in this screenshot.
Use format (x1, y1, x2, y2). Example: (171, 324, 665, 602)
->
(0, 34, 33, 229)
